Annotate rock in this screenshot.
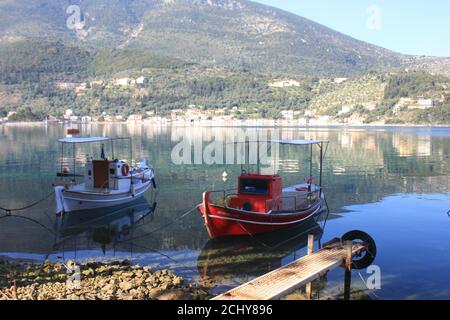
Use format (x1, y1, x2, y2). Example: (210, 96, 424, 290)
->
(81, 268, 95, 277)
(148, 288, 164, 300)
(119, 281, 135, 292)
(121, 260, 131, 266)
(0, 259, 200, 301)
(157, 289, 193, 301)
(172, 276, 183, 286)
(102, 283, 117, 294)
(159, 283, 170, 290)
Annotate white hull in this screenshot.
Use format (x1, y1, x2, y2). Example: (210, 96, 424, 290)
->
(55, 181, 152, 213)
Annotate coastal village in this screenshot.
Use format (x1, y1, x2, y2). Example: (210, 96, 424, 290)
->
(1, 73, 445, 126)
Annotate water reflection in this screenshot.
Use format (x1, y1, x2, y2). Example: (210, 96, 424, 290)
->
(0, 124, 449, 299)
(54, 198, 157, 256)
(197, 221, 323, 288)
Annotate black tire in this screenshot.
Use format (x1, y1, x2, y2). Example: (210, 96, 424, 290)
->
(341, 230, 377, 270)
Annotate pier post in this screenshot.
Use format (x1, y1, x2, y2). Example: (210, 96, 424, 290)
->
(343, 240, 353, 300)
(305, 234, 314, 299)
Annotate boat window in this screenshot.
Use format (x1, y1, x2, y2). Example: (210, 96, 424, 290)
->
(240, 178, 270, 195)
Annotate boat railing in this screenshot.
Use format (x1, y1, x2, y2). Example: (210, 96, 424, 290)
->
(206, 188, 322, 214)
(270, 189, 322, 212)
(206, 189, 238, 206)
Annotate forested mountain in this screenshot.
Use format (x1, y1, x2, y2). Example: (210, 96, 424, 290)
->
(0, 0, 449, 124)
(0, 0, 410, 77)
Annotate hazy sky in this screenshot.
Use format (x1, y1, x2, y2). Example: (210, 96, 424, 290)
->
(254, 0, 450, 57)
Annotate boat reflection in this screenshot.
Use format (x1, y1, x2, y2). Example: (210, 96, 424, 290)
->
(55, 198, 157, 253)
(197, 220, 323, 287)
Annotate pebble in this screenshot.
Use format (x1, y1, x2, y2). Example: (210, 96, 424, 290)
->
(0, 259, 210, 300)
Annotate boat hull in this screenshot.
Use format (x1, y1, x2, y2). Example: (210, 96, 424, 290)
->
(55, 181, 151, 213)
(199, 191, 327, 239)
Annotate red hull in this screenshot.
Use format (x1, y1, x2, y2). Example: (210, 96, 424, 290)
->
(199, 192, 326, 239)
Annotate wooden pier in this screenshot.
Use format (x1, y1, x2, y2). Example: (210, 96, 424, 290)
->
(213, 238, 365, 300)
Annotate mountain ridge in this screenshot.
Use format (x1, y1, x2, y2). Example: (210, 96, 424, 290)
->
(0, 0, 428, 77)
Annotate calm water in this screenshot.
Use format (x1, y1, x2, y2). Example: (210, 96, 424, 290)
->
(0, 124, 449, 299)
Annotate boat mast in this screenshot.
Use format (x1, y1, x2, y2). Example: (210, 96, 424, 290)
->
(129, 137, 134, 193)
(72, 143, 76, 183)
(111, 139, 115, 160)
(257, 134, 260, 174)
(246, 138, 250, 173)
(309, 144, 313, 180)
(60, 143, 64, 181)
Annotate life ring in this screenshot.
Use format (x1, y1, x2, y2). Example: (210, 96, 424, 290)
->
(242, 202, 252, 211)
(121, 164, 130, 176)
(341, 230, 377, 270)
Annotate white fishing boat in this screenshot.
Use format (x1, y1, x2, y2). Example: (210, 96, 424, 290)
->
(53, 136, 157, 213)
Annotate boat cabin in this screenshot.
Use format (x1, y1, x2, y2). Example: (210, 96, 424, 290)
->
(84, 159, 131, 191)
(228, 174, 283, 213)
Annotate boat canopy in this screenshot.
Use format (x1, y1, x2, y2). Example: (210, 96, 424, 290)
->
(272, 140, 328, 146)
(58, 137, 111, 144)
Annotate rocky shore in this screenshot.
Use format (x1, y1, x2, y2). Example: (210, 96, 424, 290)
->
(0, 258, 210, 300)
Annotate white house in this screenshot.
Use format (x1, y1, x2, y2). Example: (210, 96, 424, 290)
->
(136, 76, 148, 86)
(281, 110, 294, 120)
(333, 78, 348, 84)
(269, 80, 301, 88)
(81, 116, 92, 123)
(114, 78, 132, 86)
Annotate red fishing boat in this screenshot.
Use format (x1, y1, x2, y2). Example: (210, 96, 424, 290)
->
(199, 140, 329, 239)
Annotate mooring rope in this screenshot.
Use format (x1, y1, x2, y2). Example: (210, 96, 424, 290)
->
(118, 204, 201, 244)
(0, 214, 55, 235)
(0, 190, 56, 236)
(0, 190, 55, 215)
(355, 270, 391, 301)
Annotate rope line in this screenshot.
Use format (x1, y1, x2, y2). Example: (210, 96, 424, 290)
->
(0, 190, 55, 214)
(355, 270, 390, 301)
(119, 204, 200, 244)
(0, 214, 55, 235)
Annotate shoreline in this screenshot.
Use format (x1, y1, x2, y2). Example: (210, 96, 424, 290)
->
(2, 121, 450, 128)
(0, 256, 210, 300)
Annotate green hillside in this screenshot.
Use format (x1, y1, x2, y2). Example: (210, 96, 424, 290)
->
(0, 0, 405, 77)
(0, 1, 449, 124)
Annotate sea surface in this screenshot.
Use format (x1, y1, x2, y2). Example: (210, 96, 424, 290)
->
(0, 124, 449, 299)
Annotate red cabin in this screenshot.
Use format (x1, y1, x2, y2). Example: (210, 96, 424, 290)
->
(228, 174, 283, 213)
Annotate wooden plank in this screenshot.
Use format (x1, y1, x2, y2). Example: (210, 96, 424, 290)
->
(213, 243, 365, 300)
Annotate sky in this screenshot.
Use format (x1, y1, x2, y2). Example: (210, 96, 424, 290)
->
(254, 0, 450, 57)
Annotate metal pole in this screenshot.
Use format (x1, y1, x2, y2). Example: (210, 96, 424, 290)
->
(111, 139, 114, 160)
(310, 144, 313, 179)
(257, 135, 260, 174)
(73, 144, 76, 183)
(319, 143, 323, 188)
(130, 138, 134, 193)
(60, 143, 64, 180)
(247, 138, 250, 173)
